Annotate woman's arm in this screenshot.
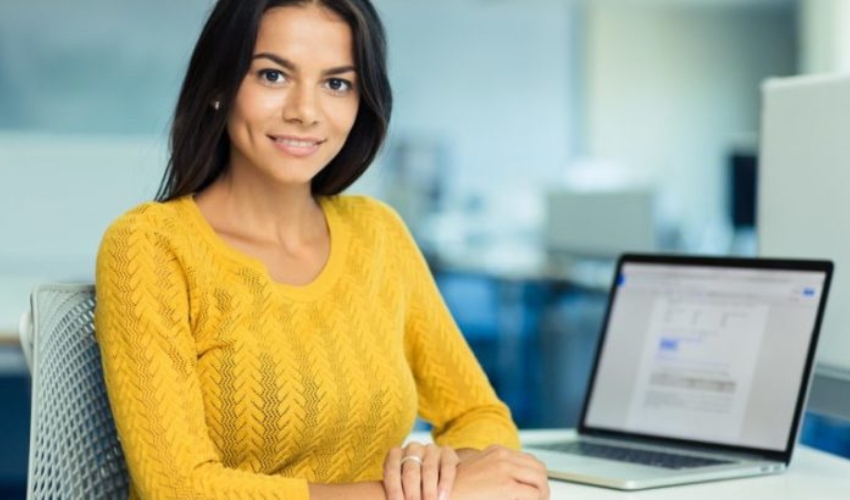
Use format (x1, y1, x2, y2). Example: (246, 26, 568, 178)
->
(398, 237, 520, 451)
(380, 199, 549, 499)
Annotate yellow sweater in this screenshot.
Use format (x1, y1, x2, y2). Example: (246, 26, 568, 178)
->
(95, 195, 519, 499)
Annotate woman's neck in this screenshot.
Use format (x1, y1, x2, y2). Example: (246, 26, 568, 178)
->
(194, 167, 327, 252)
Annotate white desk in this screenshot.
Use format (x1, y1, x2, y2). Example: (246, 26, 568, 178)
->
(525, 430, 850, 499)
(410, 430, 850, 499)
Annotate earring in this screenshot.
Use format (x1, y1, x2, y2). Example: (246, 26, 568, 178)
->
(212, 100, 221, 111)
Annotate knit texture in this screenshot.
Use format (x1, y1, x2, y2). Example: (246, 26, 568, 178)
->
(95, 195, 519, 499)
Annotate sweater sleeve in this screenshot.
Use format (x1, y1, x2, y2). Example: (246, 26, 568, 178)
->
(95, 212, 309, 500)
(384, 207, 521, 451)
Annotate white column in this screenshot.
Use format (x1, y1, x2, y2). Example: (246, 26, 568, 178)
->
(838, 1, 850, 71)
(800, 0, 850, 74)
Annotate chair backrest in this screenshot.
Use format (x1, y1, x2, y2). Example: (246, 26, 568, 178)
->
(21, 284, 130, 499)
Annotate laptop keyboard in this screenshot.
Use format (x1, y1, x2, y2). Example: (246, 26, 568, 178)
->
(532, 441, 733, 470)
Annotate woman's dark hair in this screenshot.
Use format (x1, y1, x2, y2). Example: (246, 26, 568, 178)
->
(156, 0, 392, 201)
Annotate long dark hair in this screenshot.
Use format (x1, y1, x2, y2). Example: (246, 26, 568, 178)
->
(156, 0, 392, 201)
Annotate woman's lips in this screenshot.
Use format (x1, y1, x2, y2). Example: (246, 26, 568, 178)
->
(269, 135, 323, 157)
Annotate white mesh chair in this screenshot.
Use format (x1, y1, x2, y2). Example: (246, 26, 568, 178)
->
(19, 284, 130, 499)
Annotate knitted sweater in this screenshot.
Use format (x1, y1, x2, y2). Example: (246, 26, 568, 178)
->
(94, 195, 519, 499)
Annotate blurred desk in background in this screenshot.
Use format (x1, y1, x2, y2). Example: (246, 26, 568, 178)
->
(0, 344, 30, 495)
(0, 341, 26, 371)
(429, 247, 615, 428)
(0, 331, 19, 345)
(428, 240, 617, 291)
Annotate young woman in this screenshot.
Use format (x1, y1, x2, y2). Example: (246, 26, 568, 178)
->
(95, 1, 549, 499)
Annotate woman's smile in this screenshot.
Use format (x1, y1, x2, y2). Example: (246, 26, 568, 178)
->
(269, 134, 326, 157)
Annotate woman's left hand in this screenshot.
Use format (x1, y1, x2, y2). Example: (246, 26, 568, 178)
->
(383, 442, 460, 500)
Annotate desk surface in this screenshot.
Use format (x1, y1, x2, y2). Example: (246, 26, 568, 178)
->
(411, 430, 850, 500)
(528, 430, 850, 500)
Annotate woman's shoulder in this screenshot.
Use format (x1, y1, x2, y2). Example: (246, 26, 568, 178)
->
(101, 197, 191, 246)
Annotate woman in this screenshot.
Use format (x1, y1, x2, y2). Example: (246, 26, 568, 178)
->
(95, 1, 549, 499)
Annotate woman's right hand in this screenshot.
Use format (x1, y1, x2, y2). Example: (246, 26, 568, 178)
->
(451, 445, 549, 500)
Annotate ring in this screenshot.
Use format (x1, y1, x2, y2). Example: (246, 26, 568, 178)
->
(400, 455, 424, 466)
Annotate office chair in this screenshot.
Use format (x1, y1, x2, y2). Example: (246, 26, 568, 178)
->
(19, 284, 129, 499)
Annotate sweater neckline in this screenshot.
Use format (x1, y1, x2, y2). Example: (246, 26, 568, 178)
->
(177, 195, 348, 301)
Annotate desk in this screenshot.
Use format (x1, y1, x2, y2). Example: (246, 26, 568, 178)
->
(0, 330, 19, 346)
(409, 430, 850, 499)
(0, 343, 26, 375)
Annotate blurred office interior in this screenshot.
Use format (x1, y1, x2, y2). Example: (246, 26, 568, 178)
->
(2, 0, 850, 497)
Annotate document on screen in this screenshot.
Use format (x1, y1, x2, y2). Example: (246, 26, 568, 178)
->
(626, 297, 768, 442)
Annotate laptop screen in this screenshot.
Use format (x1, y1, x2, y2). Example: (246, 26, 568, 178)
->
(584, 259, 829, 452)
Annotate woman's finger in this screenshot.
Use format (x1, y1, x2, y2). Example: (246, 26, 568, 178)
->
(383, 446, 404, 500)
(437, 446, 459, 500)
(401, 442, 425, 500)
(420, 444, 441, 500)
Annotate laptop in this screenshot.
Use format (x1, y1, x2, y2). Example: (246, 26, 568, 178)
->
(525, 253, 833, 490)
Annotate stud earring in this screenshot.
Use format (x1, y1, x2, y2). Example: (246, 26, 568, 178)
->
(212, 100, 221, 111)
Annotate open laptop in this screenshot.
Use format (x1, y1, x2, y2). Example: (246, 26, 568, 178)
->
(525, 253, 833, 490)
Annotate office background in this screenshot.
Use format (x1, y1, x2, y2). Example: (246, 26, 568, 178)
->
(2, 0, 850, 497)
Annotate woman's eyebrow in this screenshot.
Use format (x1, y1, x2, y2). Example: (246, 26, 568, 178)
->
(253, 52, 356, 76)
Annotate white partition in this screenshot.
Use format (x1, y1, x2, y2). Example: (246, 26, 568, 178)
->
(758, 74, 850, 418)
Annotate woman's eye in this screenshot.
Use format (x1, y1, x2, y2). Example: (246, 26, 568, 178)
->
(326, 78, 353, 93)
(259, 69, 286, 84)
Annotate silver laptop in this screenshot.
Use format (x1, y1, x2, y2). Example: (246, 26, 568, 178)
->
(525, 253, 833, 490)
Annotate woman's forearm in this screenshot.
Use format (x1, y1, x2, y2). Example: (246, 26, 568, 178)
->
(309, 481, 387, 500)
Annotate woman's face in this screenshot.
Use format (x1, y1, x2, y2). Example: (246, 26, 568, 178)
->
(226, 5, 360, 188)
